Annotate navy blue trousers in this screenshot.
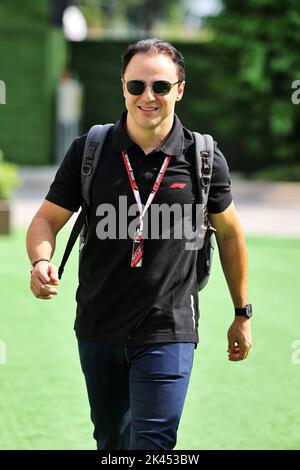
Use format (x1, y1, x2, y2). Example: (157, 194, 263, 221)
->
(77, 338, 195, 450)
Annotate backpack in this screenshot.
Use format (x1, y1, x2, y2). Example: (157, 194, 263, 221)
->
(58, 124, 215, 291)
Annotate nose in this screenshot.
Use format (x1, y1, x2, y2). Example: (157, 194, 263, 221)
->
(140, 83, 156, 100)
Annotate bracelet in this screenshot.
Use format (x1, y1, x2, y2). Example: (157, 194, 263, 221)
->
(31, 258, 50, 268)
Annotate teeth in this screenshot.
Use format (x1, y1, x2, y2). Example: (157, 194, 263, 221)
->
(140, 106, 157, 111)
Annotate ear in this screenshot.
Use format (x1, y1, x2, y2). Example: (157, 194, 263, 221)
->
(176, 80, 185, 101)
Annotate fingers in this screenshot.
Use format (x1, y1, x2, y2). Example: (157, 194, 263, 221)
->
(227, 341, 251, 361)
(227, 320, 252, 361)
(30, 262, 59, 300)
(49, 264, 59, 285)
(227, 336, 236, 355)
(227, 342, 240, 361)
(30, 279, 59, 299)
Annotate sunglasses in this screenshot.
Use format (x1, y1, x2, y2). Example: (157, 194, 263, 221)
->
(123, 79, 180, 96)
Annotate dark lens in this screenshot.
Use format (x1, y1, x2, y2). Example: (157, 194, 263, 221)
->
(126, 80, 145, 95)
(152, 81, 172, 95)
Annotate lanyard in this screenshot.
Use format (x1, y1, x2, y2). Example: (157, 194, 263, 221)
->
(121, 150, 171, 267)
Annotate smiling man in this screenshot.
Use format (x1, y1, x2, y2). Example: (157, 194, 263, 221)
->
(122, 52, 185, 153)
(26, 38, 252, 450)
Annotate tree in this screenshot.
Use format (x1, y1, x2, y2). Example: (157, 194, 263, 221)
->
(73, 0, 183, 35)
(205, 0, 300, 170)
(124, 0, 182, 34)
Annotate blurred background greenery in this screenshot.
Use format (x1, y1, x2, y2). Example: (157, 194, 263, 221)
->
(0, 0, 299, 177)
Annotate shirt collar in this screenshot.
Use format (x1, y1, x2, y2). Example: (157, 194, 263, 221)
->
(112, 110, 192, 156)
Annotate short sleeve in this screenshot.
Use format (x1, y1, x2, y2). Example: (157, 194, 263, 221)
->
(207, 142, 233, 214)
(45, 135, 87, 212)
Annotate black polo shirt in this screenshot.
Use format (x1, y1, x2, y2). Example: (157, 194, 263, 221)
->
(46, 111, 232, 347)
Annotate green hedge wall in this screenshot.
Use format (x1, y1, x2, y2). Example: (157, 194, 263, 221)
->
(70, 39, 299, 173)
(70, 40, 232, 148)
(0, 0, 67, 165)
(1, 8, 298, 172)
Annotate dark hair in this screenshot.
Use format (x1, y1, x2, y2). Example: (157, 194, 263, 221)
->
(121, 38, 185, 82)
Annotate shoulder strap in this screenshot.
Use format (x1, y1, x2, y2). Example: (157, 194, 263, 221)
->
(82, 124, 114, 206)
(192, 132, 214, 206)
(58, 123, 113, 279)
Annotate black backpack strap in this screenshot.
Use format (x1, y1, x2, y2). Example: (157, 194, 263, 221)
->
(193, 132, 214, 206)
(81, 124, 114, 206)
(193, 132, 215, 290)
(58, 207, 86, 279)
(58, 123, 113, 279)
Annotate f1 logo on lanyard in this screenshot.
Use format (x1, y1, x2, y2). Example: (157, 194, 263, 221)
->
(131, 222, 144, 267)
(121, 150, 171, 268)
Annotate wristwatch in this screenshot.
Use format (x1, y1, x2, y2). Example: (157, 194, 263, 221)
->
(235, 304, 253, 318)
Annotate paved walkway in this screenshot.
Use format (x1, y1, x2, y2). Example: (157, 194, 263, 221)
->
(231, 179, 300, 236)
(11, 167, 300, 236)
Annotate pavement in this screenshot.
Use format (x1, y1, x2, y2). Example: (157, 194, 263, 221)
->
(11, 166, 300, 236)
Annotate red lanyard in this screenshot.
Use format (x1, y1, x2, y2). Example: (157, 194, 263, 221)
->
(121, 150, 171, 267)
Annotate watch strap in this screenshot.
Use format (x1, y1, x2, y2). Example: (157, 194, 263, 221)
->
(235, 304, 253, 317)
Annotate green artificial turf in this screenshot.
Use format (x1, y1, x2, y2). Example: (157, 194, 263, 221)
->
(0, 230, 299, 450)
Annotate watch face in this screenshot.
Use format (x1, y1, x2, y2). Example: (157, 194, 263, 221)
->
(235, 304, 253, 317)
(246, 304, 252, 317)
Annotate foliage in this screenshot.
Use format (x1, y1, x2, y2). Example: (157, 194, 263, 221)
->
(251, 164, 300, 182)
(0, 0, 67, 165)
(205, 0, 300, 171)
(123, 0, 182, 32)
(74, 0, 184, 34)
(0, 150, 19, 199)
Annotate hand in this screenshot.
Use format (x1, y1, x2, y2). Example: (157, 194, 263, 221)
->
(227, 317, 252, 361)
(30, 261, 59, 300)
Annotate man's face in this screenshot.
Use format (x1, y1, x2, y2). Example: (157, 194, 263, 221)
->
(122, 52, 185, 132)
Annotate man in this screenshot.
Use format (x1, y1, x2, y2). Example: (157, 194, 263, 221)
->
(26, 38, 252, 450)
